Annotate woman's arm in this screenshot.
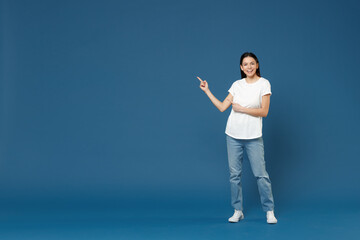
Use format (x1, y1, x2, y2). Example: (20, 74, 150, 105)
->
(232, 94, 271, 117)
(198, 76, 233, 112)
(205, 91, 233, 112)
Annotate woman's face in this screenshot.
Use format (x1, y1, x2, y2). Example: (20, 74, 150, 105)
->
(240, 57, 259, 78)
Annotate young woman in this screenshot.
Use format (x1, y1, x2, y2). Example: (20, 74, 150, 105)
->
(197, 52, 277, 224)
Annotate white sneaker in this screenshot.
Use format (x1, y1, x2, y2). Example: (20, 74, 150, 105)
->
(266, 210, 278, 224)
(228, 209, 244, 223)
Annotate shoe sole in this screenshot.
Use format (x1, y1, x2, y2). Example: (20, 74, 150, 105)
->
(228, 214, 244, 223)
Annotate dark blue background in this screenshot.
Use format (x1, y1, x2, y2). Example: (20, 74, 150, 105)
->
(1, 0, 360, 238)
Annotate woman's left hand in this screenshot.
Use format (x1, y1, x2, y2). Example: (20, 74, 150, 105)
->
(232, 102, 246, 113)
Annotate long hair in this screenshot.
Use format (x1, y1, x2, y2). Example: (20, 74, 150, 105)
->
(240, 52, 261, 79)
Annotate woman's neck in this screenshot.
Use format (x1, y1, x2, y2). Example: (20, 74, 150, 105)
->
(245, 75, 260, 84)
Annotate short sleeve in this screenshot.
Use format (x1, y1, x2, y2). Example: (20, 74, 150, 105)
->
(261, 80, 272, 96)
(228, 82, 236, 96)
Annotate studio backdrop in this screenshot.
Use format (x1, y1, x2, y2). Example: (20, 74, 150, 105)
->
(1, 0, 360, 207)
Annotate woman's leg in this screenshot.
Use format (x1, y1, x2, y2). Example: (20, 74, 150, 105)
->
(226, 135, 245, 211)
(245, 137, 275, 212)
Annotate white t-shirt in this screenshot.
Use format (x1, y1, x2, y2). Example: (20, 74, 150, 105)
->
(225, 77, 272, 139)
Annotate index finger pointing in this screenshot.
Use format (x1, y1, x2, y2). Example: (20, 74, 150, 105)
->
(196, 76, 203, 82)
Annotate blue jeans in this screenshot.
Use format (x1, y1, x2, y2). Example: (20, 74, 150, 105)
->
(226, 135, 275, 212)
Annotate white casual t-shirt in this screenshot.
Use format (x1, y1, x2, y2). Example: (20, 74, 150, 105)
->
(225, 77, 272, 139)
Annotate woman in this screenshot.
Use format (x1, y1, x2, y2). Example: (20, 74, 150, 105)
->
(197, 52, 277, 224)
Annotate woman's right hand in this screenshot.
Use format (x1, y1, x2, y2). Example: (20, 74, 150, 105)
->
(197, 76, 209, 92)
